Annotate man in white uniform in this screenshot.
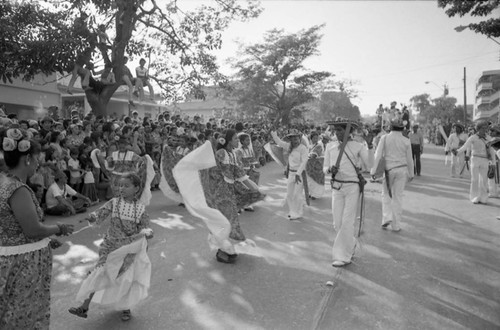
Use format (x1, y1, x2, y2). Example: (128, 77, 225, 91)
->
(324, 118, 370, 267)
(271, 129, 308, 220)
(371, 117, 414, 232)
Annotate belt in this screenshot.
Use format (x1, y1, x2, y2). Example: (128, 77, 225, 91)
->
(0, 238, 50, 256)
(472, 155, 488, 159)
(333, 179, 359, 184)
(388, 164, 407, 171)
(289, 169, 297, 172)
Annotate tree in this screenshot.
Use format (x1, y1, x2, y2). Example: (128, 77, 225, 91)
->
(319, 91, 360, 121)
(438, 0, 500, 38)
(411, 92, 460, 125)
(0, 0, 262, 116)
(229, 25, 332, 126)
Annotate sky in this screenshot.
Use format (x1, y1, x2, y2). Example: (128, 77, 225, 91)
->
(189, 0, 500, 116)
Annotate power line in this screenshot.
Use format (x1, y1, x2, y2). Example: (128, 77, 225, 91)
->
(365, 51, 499, 79)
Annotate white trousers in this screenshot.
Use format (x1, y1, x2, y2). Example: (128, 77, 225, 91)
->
(470, 157, 488, 203)
(331, 183, 359, 262)
(286, 173, 305, 218)
(451, 153, 466, 177)
(381, 167, 408, 229)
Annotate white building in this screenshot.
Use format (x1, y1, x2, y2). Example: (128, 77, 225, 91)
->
(473, 70, 500, 121)
(0, 74, 61, 120)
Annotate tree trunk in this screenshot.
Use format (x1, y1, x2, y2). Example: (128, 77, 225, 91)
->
(85, 85, 115, 117)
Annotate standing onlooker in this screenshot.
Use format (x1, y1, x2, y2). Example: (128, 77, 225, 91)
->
(408, 124, 424, 176)
(457, 120, 495, 204)
(0, 130, 74, 329)
(445, 123, 468, 178)
(371, 117, 414, 232)
(68, 147, 83, 191)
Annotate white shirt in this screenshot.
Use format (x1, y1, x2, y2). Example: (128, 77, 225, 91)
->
(271, 132, 308, 175)
(323, 140, 369, 182)
(371, 131, 414, 177)
(45, 183, 77, 209)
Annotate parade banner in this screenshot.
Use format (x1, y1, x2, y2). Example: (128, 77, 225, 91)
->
(264, 142, 287, 167)
(172, 141, 236, 255)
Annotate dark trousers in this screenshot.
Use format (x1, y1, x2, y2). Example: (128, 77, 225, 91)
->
(411, 144, 421, 175)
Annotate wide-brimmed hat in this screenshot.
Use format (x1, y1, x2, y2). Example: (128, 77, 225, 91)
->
(326, 117, 360, 129)
(489, 124, 500, 133)
(286, 128, 302, 138)
(487, 137, 500, 150)
(390, 117, 407, 129)
(452, 122, 464, 130)
(116, 135, 129, 144)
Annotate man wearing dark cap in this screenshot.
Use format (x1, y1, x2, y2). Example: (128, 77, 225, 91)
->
(371, 117, 414, 232)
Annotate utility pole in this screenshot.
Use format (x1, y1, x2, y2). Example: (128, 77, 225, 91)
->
(463, 67, 467, 123)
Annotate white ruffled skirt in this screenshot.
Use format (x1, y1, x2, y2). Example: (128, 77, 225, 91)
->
(76, 237, 151, 310)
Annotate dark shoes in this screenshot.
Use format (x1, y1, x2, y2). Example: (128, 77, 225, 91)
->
(121, 309, 131, 321)
(216, 249, 237, 264)
(68, 306, 88, 318)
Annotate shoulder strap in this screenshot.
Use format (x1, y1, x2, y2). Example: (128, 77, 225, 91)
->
(344, 145, 359, 172)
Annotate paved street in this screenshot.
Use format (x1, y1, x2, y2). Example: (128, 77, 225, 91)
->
(47, 143, 500, 330)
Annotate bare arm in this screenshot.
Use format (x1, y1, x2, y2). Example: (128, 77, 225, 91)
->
(11, 187, 61, 238)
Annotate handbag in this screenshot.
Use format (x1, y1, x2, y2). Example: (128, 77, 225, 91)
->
(372, 136, 387, 179)
(482, 137, 495, 179)
(488, 164, 496, 179)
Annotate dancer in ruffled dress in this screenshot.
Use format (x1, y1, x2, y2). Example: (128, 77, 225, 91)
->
(235, 133, 263, 211)
(68, 173, 153, 321)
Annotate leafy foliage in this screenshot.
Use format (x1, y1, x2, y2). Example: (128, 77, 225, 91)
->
(0, 0, 262, 114)
(319, 91, 360, 121)
(411, 93, 463, 124)
(438, 0, 500, 38)
(228, 25, 333, 125)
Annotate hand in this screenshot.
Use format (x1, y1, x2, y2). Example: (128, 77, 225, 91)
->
(295, 174, 302, 184)
(329, 166, 339, 175)
(140, 228, 154, 239)
(56, 223, 74, 236)
(49, 238, 63, 249)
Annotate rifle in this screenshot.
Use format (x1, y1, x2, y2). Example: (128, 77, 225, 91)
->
(330, 123, 352, 183)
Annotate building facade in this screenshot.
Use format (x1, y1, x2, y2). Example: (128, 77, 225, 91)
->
(473, 70, 500, 122)
(0, 74, 61, 120)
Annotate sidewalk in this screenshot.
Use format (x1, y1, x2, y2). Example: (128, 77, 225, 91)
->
(47, 143, 500, 330)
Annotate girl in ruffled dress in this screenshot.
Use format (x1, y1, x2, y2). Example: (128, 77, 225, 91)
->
(68, 173, 153, 321)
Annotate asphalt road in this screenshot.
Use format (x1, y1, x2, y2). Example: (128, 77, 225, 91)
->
(47, 143, 500, 330)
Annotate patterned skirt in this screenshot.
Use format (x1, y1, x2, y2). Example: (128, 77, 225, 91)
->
(0, 247, 52, 330)
(200, 166, 245, 241)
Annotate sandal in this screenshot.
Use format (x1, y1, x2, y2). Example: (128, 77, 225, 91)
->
(216, 249, 236, 264)
(68, 306, 88, 318)
(121, 309, 131, 322)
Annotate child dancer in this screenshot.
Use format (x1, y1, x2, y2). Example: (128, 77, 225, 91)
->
(69, 173, 153, 321)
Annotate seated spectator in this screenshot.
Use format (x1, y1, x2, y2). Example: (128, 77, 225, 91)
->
(45, 170, 90, 216)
